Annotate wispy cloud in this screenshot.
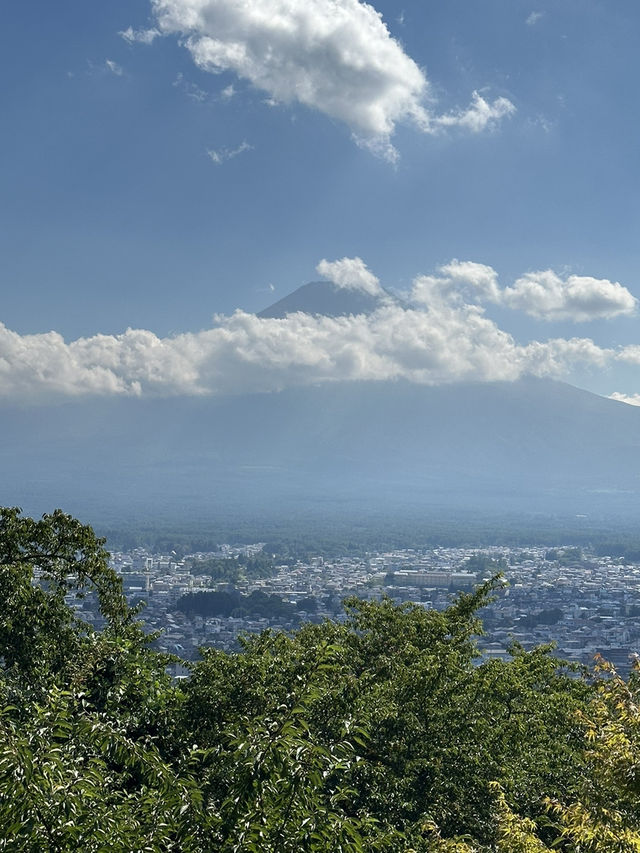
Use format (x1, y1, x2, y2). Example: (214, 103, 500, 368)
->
(526, 11, 544, 27)
(149, 0, 515, 161)
(207, 141, 253, 165)
(433, 91, 516, 133)
(119, 25, 160, 45)
(173, 72, 208, 102)
(105, 59, 124, 76)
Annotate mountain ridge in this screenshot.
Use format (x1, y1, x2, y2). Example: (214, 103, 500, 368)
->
(257, 279, 401, 318)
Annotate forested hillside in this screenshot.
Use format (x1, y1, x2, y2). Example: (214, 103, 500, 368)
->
(1, 508, 639, 851)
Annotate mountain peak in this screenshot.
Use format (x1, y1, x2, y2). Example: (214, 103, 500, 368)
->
(258, 280, 400, 319)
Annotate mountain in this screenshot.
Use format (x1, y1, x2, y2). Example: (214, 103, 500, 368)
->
(2, 376, 640, 531)
(257, 280, 400, 318)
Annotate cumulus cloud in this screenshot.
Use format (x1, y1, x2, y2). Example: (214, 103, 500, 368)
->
(0, 309, 516, 400)
(0, 311, 618, 401)
(316, 257, 383, 295)
(2, 268, 637, 402)
(2, 256, 636, 401)
(148, 0, 513, 158)
(501, 271, 637, 322)
(437, 259, 502, 303)
(410, 261, 636, 323)
(609, 392, 640, 406)
(616, 346, 640, 364)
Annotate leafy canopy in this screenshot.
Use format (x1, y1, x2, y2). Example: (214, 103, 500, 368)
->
(1, 507, 639, 851)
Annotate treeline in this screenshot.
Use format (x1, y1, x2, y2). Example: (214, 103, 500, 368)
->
(2, 507, 640, 851)
(594, 542, 640, 562)
(97, 510, 640, 557)
(176, 588, 317, 619)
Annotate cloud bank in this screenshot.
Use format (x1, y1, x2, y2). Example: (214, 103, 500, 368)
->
(1, 258, 637, 401)
(148, 0, 514, 158)
(414, 260, 636, 322)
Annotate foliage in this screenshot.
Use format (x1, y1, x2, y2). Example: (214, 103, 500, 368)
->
(0, 686, 210, 852)
(544, 547, 583, 566)
(188, 552, 277, 583)
(180, 580, 590, 847)
(3, 508, 640, 850)
(464, 553, 507, 573)
(176, 588, 299, 620)
(541, 656, 640, 851)
(0, 508, 209, 849)
(0, 507, 129, 690)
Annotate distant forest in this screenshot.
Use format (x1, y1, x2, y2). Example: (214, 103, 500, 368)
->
(98, 509, 640, 559)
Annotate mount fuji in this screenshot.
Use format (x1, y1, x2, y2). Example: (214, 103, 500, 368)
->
(2, 280, 639, 532)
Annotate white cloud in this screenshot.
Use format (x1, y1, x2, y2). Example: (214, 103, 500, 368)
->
(501, 271, 637, 322)
(520, 336, 614, 376)
(3, 257, 635, 402)
(207, 141, 253, 164)
(411, 261, 636, 323)
(105, 59, 124, 76)
(526, 11, 544, 27)
(1, 264, 635, 402)
(437, 259, 502, 303)
(433, 91, 516, 133)
(149, 0, 514, 159)
(616, 345, 640, 364)
(0, 308, 518, 400)
(316, 257, 383, 296)
(119, 25, 161, 44)
(609, 392, 640, 407)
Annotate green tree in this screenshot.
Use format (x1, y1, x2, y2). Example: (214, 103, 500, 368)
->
(3, 508, 629, 851)
(182, 579, 590, 847)
(0, 509, 211, 850)
(0, 507, 129, 691)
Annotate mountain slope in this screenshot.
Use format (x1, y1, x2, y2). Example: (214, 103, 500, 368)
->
(1, 378, 639, 524)
(257, 280, 400, 318)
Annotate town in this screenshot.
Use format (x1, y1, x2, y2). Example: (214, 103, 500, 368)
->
(71, 543, 640, 678)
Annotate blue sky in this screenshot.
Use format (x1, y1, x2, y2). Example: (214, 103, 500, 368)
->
(2, 0, 640, 402)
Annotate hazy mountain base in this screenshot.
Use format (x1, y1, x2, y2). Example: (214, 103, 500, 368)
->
(2, 377, 640, 548)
